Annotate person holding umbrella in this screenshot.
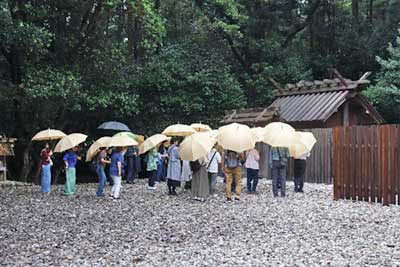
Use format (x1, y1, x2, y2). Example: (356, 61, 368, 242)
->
(96, 147, 111, 196)
(109, 147, 126, 200)
(269, 147, 290, 197)
(32, 128, 66, 193)
(54, 133, 87, 196)
(40, 143, 53, 193)
(224, 150, 243, 201)
(146, 147, 158, 190)
(63, 146, 81, 196)
(156, 141, 168, 182)
(166, 138, 182, 195)
(245, 147, 260, 194)
(216, 123, 256, 201)
(126, 146, 139, 184)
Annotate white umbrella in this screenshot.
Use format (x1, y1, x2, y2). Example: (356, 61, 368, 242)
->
(109, 135, 138, 147)
(190, 123, 212, 132)
(162, 124, 196, 137)
(217, 123, 256, 153)
(289, 132, 317, 158)
(86, 137, 112, 162)
(180, 132, 217, 161)
(32, 129, 66, 141)
(263, 122, 298, 147)
(54, 133, 88, 153)
(139, 134, 171, 155)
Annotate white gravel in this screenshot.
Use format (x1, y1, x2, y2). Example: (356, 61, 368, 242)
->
(0, 179, 399, 267)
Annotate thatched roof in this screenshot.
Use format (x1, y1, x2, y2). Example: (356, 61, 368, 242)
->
(0, 138, 16, 156)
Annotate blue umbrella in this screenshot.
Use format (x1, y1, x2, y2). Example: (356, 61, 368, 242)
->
(98, 121, 131, 132)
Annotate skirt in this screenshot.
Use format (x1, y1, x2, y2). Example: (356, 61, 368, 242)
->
(167, 179, 181, 187)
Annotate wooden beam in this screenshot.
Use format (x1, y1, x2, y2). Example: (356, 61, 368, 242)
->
(276, 84, 358, 96)
(358, 72, 372, 81)
(267, 77, 283, 92)
(331, 68, 348, 87)
(255, 108, 267, 122)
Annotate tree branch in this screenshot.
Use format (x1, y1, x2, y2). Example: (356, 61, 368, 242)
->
(283, 0, 321, 47)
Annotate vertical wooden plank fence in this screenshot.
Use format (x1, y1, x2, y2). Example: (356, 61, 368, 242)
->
(333, 125, 400, 205)
(258, 128, 332, 184)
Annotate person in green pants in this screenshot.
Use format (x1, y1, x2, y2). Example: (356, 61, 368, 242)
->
(63, 146, 81, 196)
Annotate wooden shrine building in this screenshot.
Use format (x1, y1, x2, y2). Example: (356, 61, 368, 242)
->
(222, 73, 384, 184)
(223, 74, 384, 128)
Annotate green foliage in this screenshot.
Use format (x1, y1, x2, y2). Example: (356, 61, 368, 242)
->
(128, 42, 245, 133)
(365, 31, 400, 123)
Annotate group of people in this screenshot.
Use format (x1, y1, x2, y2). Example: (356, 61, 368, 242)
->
(39, 139, 309, 201)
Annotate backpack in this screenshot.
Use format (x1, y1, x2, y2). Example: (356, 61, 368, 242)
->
(225, 151, 240, 169)
(277, 148, 288, 167)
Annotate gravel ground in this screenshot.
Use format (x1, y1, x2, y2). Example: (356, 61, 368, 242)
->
(0, 179, 399, 267)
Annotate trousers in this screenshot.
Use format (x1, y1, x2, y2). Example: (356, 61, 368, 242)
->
(41, 164, 51, 193)
(271, 161, 286, 197)
(64, 167, 76, 196)
(224, 166, 242, 199)
(294, 159, 306, 192)
(111, 175, 122, 198)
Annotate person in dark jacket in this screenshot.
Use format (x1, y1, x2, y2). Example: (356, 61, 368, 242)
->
(126, 146, 139, 184)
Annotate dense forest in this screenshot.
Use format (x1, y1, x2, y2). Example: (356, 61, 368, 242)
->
(1, 0, 400, 180)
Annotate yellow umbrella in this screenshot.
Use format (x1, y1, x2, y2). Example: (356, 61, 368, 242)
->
(54, 133, 88, 153)
(251, 127, 265, 142)
(216, 123, 256, 153)
(32, 129, 66, 141)
(190, 123, 212, 132)
(289, 132, 317, 158)
(86, 137, 112, 162)
(162, 123, 196, 137)
(113, 132, 145, 144)
(263, 122, 297, 148)
(109, 135, 138, 147)
(180, 132, 217, 161)
(139, 134, 171, 155)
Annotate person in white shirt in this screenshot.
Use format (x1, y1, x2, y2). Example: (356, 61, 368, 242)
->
(245, 148, 260, 193)
(294, 152, 310, 193)
(206, 146, 221, 194)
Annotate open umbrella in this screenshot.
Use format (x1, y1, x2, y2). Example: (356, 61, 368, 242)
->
(251, 127, 266, 142)
(162, 123, 196, 137)
(139, 134, 171, 155)
(32, 129, 66, 141)
(86, 137, 112, 162)
(289, 132, 317, 158)
(263, 122, 298, 148)
(216, 123, 256, 153)
(113, 131, 145, 144)
(98, 121, 131, 132)
(108, 135, 138, 147)
(180, 132, 217, 161)
(54, 133, 88, 153)
(190, 123, 212, 132)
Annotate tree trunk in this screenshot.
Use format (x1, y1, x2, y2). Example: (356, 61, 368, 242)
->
(352, 0, 359, 20)
(369, 0, 373, 24)
(127, 4, 135, 59)
(20, 141, 34, 182)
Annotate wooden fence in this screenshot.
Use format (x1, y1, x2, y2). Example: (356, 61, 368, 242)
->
(258, 128, 332, 184)
(332, 125, 400, 205)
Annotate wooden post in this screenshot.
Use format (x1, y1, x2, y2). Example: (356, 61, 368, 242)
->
(343, 102, 350, 126)
(3, 156, 6, 181)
